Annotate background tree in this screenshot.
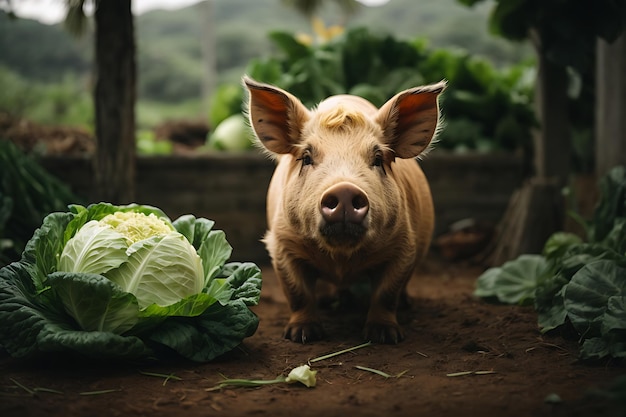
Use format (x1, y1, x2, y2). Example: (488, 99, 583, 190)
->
(66, 0, 136, 203)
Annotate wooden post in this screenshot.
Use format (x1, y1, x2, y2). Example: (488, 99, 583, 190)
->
(485, 29, 570, 266)
(596, 34, 626, 180)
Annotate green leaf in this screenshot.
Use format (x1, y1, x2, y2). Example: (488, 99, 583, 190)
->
(0, 261, 49, 357)
(580, 337, 610, 360)
(603, 296, 626, 333)
(37, 322, 151, 360)
(58, 220, 129, 275)
(475, 254, 547, 305)
(148, 299, 259, 362)
(222, 262, 262, 306)
(542, 232, 583, 262)
(140, 291, 222, 318)
(22, 211, 73, 288)
(535, 274, 569, 333)
(172, 214, 215, 250)
(48, 272, 139, 334)
(198, 230, 233, 285)
(268, 31, 311, 62)
(563, 260, 625, 338)
(106, 233, 204, 309)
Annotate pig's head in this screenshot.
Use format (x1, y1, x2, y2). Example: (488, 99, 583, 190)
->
(244, 76, 445, 255)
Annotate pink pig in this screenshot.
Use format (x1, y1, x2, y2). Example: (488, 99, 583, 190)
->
(244, 76, 445, 344)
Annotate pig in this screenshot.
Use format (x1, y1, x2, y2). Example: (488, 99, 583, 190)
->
(243, 76, 445, 344)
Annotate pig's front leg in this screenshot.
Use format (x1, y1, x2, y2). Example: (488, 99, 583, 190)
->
(364, 263, 413, 344)
(274, 259, 325, 343)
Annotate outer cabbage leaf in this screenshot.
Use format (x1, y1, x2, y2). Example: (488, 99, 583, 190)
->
(198, 230, 233, 284)
(106, 233, 204, 308)
(58, 221, 129, 275)
(172, 214, 215, 250)
(47, 272, 139, 334)
(221, 262, 262, 306)
(0, 261, 49, 357)
(37, 322, 151, 360)
(22, 211, 73, 288)
(140, 290, 225, 318)
(147, 299, 259, 362)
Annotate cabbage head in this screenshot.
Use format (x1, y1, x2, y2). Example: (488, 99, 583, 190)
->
(0, 203, 262, 362)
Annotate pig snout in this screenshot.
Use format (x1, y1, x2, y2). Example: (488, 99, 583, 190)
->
(319, 182, 369, 246)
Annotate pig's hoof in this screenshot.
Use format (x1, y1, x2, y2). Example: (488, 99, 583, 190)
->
(363, 322, 404, 344)
(283, 322, 325, 344)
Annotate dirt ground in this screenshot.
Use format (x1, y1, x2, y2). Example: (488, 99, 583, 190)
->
(1, 256, 624, 417)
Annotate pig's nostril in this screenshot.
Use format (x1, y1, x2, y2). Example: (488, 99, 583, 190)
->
(352, 195, 367, 210)
(322, 195, 339, 210)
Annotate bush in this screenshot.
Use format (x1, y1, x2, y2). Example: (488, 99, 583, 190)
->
(210, 27, 536, 153)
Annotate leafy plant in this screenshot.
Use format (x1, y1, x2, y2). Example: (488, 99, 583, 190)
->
(0, 202, 261, 362)
(235, 27, 536, 153)
(475, 166, 626, 360)
(0, 141, 81, 266)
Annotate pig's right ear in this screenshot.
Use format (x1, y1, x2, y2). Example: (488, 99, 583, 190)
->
(243, 76, 310, 155)
(376, 81, 446, 159)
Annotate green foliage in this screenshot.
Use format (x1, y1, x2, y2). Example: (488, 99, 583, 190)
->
(457, 0, 626, 72)
(0, 66, 92, 128)
(474, 166, 626, 360)
(136, 129, 173, 155)
(241, 27, 535, 152)
(0, 202, 262, 362)
(0, 141, 81, 266)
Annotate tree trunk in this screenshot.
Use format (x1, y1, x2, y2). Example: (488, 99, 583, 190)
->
(93, 0, 136, 203)
(596, 34, 626, 179)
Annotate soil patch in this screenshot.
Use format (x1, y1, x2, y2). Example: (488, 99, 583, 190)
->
(1, 258, 623, 417)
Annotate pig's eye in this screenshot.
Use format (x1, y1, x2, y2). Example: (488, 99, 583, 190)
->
(372, 151, 386, 174)
(297, 152, 313, 167)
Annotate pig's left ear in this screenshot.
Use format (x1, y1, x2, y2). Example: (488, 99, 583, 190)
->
(376, 81, 446, 159)
(243, 76, 310, 155)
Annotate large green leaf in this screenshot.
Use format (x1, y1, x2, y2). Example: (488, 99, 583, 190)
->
(140, 290, 224, 318)
(474, 254, 547, 305)
(0, 261, 49, 357)
(564, 260, 625, 338)
(22, 211, 73, 288)
(106, 233, 204, 309)
(48, 272, 139, 334)
(147, 299, 259, 362)
(37, 322, 151, 360)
